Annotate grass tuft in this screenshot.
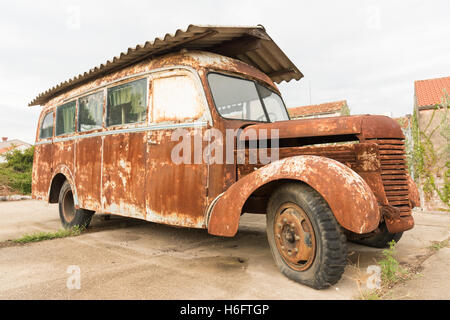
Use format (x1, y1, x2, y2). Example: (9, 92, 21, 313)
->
(13, 225, 85, 243)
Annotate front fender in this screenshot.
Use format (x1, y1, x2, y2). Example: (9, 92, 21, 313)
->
(207, 155, 380, 237)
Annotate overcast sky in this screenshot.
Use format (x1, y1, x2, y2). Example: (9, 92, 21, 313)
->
(1, 0, 449, 143)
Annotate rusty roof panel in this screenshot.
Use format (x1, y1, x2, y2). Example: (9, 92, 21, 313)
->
(29, 24, 303, 106)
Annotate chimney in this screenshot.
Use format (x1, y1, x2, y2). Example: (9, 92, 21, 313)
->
(1, 137, 7, 142)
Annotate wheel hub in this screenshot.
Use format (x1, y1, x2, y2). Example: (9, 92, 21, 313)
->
(274, 203, 316, 271)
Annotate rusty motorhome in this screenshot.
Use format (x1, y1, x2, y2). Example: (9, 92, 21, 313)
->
(30, 25, 419, 289)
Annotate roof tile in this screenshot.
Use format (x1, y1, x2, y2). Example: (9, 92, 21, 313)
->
(415, 76, 450, 108)
(288, 100, 347, 118)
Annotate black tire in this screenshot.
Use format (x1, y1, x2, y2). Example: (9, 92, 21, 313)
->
(267, 183, 347, 289)
(350, 223, 403, 248)
(58, 181, 94, 229)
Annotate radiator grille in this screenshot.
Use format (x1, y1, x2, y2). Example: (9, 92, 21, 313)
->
(368, 138, 411, 216)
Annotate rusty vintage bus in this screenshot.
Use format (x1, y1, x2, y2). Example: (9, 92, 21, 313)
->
(30, 25, 419, 289)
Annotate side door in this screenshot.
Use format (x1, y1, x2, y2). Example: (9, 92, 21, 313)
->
(101, 77, 149, 219)
(145, 69, 211, 228)
(74, 90, 104, 212)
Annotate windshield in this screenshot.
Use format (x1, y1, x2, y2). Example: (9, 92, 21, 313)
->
(207, 73, 289, 122)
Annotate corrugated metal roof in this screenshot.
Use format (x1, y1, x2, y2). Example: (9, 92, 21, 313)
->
(29, 24, 303, 106)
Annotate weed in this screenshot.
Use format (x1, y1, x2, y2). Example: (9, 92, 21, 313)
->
(429, 238, 449, 252)
(378, 240, 402, 285)
(13, 225, 85, 243)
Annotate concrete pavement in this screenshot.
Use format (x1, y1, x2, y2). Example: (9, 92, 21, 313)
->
(0, 200, 448, 299)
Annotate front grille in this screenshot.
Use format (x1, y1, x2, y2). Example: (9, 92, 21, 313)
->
(368, 138, 411, 216)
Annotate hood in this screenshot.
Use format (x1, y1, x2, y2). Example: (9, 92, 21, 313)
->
(238, 115, 405, 142)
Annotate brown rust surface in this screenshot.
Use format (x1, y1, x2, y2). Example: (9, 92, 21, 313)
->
(75, 136, 102, 212)
(237, 142, 390, 207)
(208, 155, 380, 237)
(32, 143, 53, 201)
(145, 128, 208, 228)
(101, 132, 147, 219)
(238, 115, 405, 141)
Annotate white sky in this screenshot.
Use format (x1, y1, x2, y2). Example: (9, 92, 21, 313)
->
(1, 0, 449, 143)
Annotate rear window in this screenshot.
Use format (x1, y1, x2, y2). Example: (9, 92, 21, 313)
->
(106, 78, 147, 126)
(39, 111, 54, 139)
(56, 101, 76, 136)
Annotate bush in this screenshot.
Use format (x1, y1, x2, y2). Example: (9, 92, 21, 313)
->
(0, 146, 34, 195)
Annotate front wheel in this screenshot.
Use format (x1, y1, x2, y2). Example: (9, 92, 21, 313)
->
(59, 181, 94, 229)
(267, 183, 347, 289)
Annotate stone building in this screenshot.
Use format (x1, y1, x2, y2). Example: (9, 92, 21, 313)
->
(414, 76, 449, 210)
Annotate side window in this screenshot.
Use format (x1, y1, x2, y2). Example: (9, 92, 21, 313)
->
(56, 101, 76, 136)
(152, 74, 204, 123)
(39, 111, 54, 139)
(78, 91, 103, 132)
(106, 78, 147, 126)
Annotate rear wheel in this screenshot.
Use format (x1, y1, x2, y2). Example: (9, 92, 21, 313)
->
(350, 222, 403, 248)
(59, 181, 94, 229)
(267, 183, 347, 289)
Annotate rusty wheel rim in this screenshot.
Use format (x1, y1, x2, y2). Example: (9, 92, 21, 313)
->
(274, 203, 316, 271)
(62, 188, 75, 223)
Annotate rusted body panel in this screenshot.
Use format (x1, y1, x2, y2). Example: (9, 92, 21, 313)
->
(75, 136, 102, 212)
(238, 114, 405, 142)
(102, 132, 147, 219)
(145, 128, 208, 228)
(208, 155, 380, 237)
(231, 115, 415, 234)
(33, 51, 250, 229)
(32, 143, 53, 200)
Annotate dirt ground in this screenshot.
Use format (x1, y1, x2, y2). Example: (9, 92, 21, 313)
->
(0, 200, 448, 300)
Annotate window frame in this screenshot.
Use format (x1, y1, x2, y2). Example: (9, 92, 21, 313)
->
(77, 89, 105, 133)
(105, 77, 149, 128)
(55, 100, 77, 137)
(39, 110, 55, 140)
(151, 70, 208, 124)
(255, 83, 291, 122)
(206, 71, 290, 123)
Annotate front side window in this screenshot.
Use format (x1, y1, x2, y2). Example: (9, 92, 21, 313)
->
(256, 84, 289, 122)
(78, 91, 103, 132)
(207, 73, 267, 121)
(107, 78, 147, 126)
(39, 111, 54, 139)
(56, 101, 76, 136)
(207, 73, 289, 122)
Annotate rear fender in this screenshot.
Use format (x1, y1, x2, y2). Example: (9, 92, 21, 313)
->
(47, 165, 79, 208)
(207, 155, 380, 237)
